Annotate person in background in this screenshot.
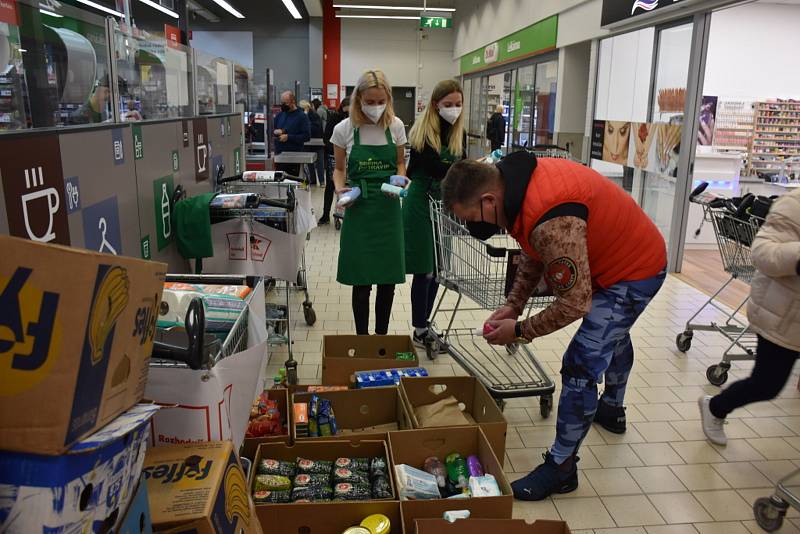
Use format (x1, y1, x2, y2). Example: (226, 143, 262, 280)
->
(318, 97, 350, 225)
(70, 74, 115, 124)
(403, 79, 466, 346)
(700, 187, 800, 445)
(313, 98, 328, 132)
(300, 99, 325, 185)
(441, 152, 667, 500)
(273, 90, 310, 177)
(331, 69, 407, 335)
(487, 103, 506, 152)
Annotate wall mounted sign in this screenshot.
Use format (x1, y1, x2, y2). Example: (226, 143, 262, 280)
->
(152, 175, 174, 251)
(459, 15, 557, 75)
(601, 0, 687, 26)
(132, 125, 144, 160)
(193, 118, 209, 182)
(234, 147, 241, 174)
(171, 150, 179, 172)
(64, 176, 81, 214)
(141, 235, 152, 260)
(181, 120, 190, 147)
(82, 196, 122, 256)
(420, 16, 452, 29)
(111, 128, 125, 166)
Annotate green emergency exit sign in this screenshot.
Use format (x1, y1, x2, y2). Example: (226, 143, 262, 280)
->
(420, 16, 452, 29)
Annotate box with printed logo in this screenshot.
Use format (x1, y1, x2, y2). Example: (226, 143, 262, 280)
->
(113, 476, 153, 534)
(142, 441, 261, 534)
(0, 235, 166, 455)
(0, 404, 158, 533)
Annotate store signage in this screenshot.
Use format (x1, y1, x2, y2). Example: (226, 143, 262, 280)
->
(0, 0, 18, 26)
(111, 128, 125, 166)
(420, 16, 451, 29)
(601, 0, 686, 26)
(164, 24, 181, 49)
(171, 150, 179, 172)
(193, 118, 209, 182)
(459, 15, 557, 75)
(132, 125, 144, 160)
(141, 235, 152, 260)
(82, 196, 122, 256)
(234, 147, 241, 174)
(152, 175, 174, 251)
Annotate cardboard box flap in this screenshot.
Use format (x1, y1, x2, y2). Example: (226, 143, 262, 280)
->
(71, 405, 160, 453)
(415, 519, 571, 534)
(323, 335, 414, 359)
(292, 386, 411, 434)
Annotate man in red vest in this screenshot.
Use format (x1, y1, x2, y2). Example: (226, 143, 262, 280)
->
(441, 151, 667, 500)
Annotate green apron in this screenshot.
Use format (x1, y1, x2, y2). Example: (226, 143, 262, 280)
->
(336, 128, 405, 286)
(402, 145, 456, 274)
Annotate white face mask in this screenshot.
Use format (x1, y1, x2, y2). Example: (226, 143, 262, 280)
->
(438, 105, 462, 125)
(362, 102, 387, 123)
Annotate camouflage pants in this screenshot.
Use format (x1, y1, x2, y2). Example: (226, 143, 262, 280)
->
(550, 270, 666, 463)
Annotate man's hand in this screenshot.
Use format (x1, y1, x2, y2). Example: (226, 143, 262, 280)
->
(484, 319, 517, 345)
(487, 305, 519, 323)
(279, 134, 289, 142)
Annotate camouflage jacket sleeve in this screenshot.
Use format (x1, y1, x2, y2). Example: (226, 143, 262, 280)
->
(505, 253, 545, 316)
(518, 216, 593, 340)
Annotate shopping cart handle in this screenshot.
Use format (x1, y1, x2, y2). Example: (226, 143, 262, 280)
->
(151, 298, 219, 370)
(690, 181, 709, 200)
(217, 174, 244, 185)
(485, 243, 508, 258)
(257, 196, 295, 212)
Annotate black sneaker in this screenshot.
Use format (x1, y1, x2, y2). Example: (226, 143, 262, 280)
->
(412, 330, 428, 348)
(511, 452, 579, 501)
(318, 216, 330, 225)
(594, 398, 626, 434)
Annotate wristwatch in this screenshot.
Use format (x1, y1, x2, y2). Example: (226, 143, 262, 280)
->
(514, 321, 532, 344)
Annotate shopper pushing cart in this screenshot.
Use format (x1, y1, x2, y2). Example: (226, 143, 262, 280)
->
(441, 150, 667, 501)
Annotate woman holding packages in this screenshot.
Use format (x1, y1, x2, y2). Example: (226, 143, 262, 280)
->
(331, 69, 408, 335)
(403, 79, 466, 345)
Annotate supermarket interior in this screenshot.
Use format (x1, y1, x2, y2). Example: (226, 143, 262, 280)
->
(1, 0, 800, 533)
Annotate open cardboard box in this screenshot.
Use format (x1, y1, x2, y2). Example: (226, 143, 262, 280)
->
(415, 519, 572, 534)
(292, 386, 412, 442)
(252, 438, 397, 529)
(259, 501, 401, 534)
(389, 426, 513, 533)
(241, 388, 292, 461)
(400, 376, 507, 463)
(321, 335, 418, 385)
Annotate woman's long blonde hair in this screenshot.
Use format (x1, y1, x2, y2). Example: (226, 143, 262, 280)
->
(408, 79, 464, 156)
(349, 69, 396, 129)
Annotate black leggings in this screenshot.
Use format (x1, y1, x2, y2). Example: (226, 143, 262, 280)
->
(352, 285, 395, 335)
(411, 273, 438, 329)
(710, 334, 799, 419)
(321, 155, 336, 219)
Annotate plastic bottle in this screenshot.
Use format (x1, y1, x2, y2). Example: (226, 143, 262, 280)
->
(466, 455, 484, 477)
(423, 456, 447, 489)
(389, 175, 408, 187)
(445, 452, 469, 489)
(271, 375, 282, 389)
(336, 186, 362, 208)
(380, 183, 408, 198)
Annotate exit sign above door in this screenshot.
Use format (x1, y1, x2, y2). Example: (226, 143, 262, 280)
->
(420, 16, 452, 29)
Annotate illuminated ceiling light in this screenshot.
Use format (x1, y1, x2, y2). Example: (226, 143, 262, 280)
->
(74, 0, 124, 17)
(336, 14, 421, 19)
(39, 8, 63, 17)
(138, 0, 179, 18)
(281, 0, 302, 19)
(209, 0, 245, 18)
(333, 4, 455, 11)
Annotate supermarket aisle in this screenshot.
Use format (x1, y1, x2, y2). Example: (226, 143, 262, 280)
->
(266, 188, 800, 533)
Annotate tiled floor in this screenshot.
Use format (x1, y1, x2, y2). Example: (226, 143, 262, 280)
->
(267, 188, 800, 533)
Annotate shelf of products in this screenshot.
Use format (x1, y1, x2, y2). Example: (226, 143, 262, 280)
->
(748, 99, 800, 174)
(713, 99, 754, 153)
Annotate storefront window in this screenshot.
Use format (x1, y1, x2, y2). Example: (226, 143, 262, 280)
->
(0, 11, 26, 131)
(533, 60, 558, 145)
(512, 65, 534, 148)
(195, 48, 233, 115)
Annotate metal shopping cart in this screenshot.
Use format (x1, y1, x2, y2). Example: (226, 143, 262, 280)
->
(675, 182, 765, 386)
(753, 470, 800, 531)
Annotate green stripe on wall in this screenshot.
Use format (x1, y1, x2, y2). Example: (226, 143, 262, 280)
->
(460, 15, 558, 75)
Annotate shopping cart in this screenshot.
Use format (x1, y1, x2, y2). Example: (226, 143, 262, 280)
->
(753, 470, 800, 532)
(675, 182, 765, 386)
(425, 198, 556, 416)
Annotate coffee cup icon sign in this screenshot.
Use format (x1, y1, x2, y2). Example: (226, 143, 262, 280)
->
(21, 167, 60, 243)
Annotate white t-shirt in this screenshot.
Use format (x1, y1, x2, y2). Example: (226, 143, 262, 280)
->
(331, 116, 407, 157)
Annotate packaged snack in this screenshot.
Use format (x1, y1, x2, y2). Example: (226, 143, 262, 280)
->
(296, 457, 333, 475)
(291, 485, 334, 502)
(257, 459, 296, 477)
(395, 352, 416, 361)
(371, 475, 393, 499)
(469, 474, 502, 497)
(369, 457, 388, 479)
(253, 474, 292, 492)
(333, 468, 369, 485)
(467, 455, 485, 477)
(445, 452, 469, 489)
(293, 473, 332, 488)
(317, 398, 338, 436)
(294, 403, 309, 437)
(335, 457, 370, 472)
(394, 464, 441, 500)
(252, 490, 291, 504)
(334, 482, 372, 501)
(423, 456, 447, 489)
(246, 393, 284, 438)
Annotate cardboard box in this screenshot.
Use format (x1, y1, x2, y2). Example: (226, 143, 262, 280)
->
(143, 441, 261, 534)
(415, 519, 572, 534)
(0, 404, 158, 533)
(322, 335, 419, 385)
(400, 376, 508, 463)
(0, 235, 166, 454)
(113, 477, 153, 534)
(241, 388, 292, 461)
(261, 501, 401, 534)
(389, 426, 513, 534)
(292, 386, 412, 442)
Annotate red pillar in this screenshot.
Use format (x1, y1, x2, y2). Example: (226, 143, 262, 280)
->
(322, 0, 341, 109)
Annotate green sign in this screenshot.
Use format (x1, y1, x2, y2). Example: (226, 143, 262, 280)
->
(140, 235, 151, 260)
(234, 147, 242, 174)
(152, 175, 174, 251)
(420, 16, 451, 29)
(171, 150, 179, 172)
(459, 15, 558, 74)
(133, 125, 144, 160)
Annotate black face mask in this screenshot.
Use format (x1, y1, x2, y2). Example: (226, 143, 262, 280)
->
(280, 103, 291, 112)
(466, 199, 501, 241)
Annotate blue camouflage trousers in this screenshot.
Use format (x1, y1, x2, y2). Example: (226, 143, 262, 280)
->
(550, 270, 666, 464)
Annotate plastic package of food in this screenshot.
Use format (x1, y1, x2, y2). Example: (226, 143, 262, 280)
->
(336, 457, 370, 472)
(296, 458, 333, 474)
(253, 490, 291, 504)
(371, 475, 393, 499)
(253, 474, 292, 492)
(423, 456, 447, 489)
(333, 468, 369, 485)
(394, 464, 442, 500)
(468, 474, 502, 497)
(334, 482, 372, 501)
(293, 473, 332, 488)
(257, 459, 296, 477)
(291, 485, 334, 502)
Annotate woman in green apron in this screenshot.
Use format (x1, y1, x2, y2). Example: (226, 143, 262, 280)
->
(403, 79, 466, 346)
(331, 69, 409, 335)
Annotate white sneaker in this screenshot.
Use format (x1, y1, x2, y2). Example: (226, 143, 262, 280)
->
(699, 395, 728, 446)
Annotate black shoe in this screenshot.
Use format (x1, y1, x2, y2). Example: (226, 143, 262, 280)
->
(412, 330, 428, 348)
(594, 398, 626, 434)
(318, 216, 330, 225)
(511, 452, 579, 501)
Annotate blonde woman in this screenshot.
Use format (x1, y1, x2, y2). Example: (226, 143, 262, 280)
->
(403, 79, 466, 345)
(331, 69, 408, 335)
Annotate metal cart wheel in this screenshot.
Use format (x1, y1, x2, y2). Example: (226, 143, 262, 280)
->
(540, 395, 553, 418)
(676, 331, 693, 352)
(334, 218, 342, 230)
(303, 301, 316, 326)
(754, 497, 787, 532)
(707, 364, 729, 386)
